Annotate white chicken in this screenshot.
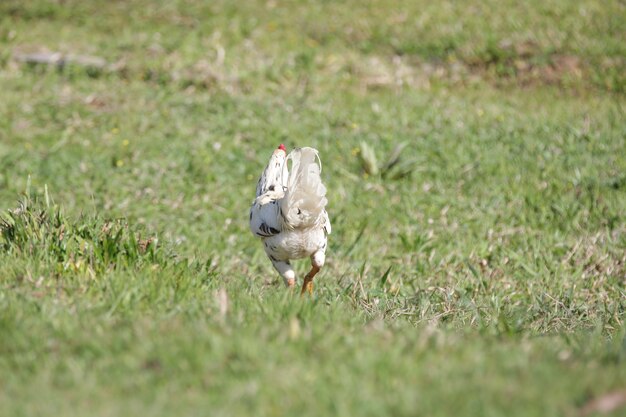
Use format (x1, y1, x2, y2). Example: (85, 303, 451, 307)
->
(250, 144, 331, 294)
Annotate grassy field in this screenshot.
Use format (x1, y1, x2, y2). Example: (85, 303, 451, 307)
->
(1, 1, 625, 416)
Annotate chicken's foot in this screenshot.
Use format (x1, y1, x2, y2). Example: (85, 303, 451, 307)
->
(300, 265, 320, 296)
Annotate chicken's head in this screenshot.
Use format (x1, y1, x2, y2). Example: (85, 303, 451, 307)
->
(256, 144, 289, 196)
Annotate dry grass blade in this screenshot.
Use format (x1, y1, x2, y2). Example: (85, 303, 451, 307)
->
(215, 288, 229, 319)
(579, 389, 626, 416)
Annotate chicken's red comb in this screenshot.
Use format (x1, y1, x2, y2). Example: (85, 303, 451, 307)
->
(278, 144, 286, 151)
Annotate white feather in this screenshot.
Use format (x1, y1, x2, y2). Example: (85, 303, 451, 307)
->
(281, 147, 328, 230)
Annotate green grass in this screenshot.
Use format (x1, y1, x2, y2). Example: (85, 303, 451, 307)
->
(1, 1, 625, 416)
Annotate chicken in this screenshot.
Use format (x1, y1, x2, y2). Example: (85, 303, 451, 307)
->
(250, 144, 331, 294)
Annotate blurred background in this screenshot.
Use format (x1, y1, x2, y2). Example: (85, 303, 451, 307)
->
(1, 0, 624, 257)
(0, 1, 625, 415)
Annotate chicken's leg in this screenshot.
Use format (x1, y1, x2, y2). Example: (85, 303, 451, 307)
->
(301, 250, 325, 295)
(272, 259, 296, 288)
(300, 265, 320, 295)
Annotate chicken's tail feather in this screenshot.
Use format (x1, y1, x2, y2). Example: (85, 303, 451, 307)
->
(281, 147, 328, 229)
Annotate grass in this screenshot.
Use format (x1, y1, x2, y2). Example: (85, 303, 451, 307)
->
(1, 0, 625, 416)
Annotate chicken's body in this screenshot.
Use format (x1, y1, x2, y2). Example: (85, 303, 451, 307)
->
(250, 145, 330, 294)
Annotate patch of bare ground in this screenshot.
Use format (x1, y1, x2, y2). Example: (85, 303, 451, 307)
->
(10, 41, 625, 95)
(347, 40, 625, 93)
